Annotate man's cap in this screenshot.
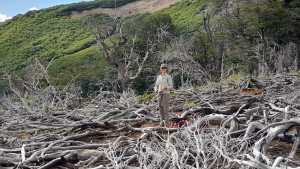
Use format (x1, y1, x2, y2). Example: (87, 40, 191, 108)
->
(160, 63, 168, 69)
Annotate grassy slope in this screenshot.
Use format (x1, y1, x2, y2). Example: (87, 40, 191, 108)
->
(157, 0, 207, 33)
(48, 45, 107, 85)
(0, 0, 137, 86)
(0, 0, 207, 87)
(0, 10, 92, 71)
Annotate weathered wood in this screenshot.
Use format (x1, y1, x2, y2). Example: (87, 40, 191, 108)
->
(1, 74, 300, 168)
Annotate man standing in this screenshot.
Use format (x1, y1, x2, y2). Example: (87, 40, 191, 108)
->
(154, 63, 174, 126)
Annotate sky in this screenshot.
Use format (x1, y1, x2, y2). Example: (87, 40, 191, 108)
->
(0, 0, 92, 22)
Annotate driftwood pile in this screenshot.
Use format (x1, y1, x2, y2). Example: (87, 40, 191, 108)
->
(0, 74, 299, 169)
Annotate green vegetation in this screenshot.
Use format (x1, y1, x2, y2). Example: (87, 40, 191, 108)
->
(137, 91, 155, 104)
(236, 1, 298, 44)
(0, 7, 93, 75)
(157, 0, 207, 33)
(296, 71, 300, 78)
(183, 100, 197, 109)
(48, 45, 107, 85)
(0, 0, 211, 94)
(0, 80, 8, 94)
(0, 0, 299, 94)
(63, 37, 96, 55)
(0, 0, 140, 87)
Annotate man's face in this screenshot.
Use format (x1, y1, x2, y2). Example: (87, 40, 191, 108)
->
(161, 67, 167, 74)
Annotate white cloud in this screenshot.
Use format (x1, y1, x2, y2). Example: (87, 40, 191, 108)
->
(0, 13, 11, 22)
(29, 7, 39, 11)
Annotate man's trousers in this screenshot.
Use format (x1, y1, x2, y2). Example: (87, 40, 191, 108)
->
(158, 92, 169, 122)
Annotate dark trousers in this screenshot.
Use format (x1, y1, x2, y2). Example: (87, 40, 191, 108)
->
(159, 92, 169, 122)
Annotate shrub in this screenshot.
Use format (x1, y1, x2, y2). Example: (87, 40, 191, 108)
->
(137, 91, 155, 104)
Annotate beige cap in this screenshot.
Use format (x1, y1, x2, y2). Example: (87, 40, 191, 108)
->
(160, 63, 168, 69)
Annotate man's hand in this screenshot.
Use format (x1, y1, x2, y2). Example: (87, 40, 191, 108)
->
(168, 87, 174, 91)
(154, 86, 158, 93)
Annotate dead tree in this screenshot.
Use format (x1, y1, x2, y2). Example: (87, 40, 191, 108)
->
(162, 36, 211, 87)
(84, 15, 170, 91)
(1, 60, 300, 169)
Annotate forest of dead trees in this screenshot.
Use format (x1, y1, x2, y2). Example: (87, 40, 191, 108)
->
(0, 0, 300, 169)
(0, 67, 299, 168)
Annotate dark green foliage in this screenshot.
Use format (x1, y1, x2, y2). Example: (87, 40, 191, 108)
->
(236, 0, 300, 44)
(122, 13, 174, 51)
(0, 80, 9, 96)
(131, 74, 150, 95)
(189, 31, 215, 64)
(172, 72, 189, 89)
(283, 0, 300, 43)
(78, 79, 101, 97)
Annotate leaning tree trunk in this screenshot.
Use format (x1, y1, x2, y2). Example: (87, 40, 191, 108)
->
(117, 63, 129, 92)
(297, 43, 300, 71)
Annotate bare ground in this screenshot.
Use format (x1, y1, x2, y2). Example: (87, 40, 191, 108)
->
(71, 0, 179, 19)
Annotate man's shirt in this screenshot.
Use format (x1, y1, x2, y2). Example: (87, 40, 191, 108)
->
(154, 74, 173, 93)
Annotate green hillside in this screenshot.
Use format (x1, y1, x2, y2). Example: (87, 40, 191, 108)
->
(0, 0, 140, 86)
(0, 0, 299, 93)
(0, 0, 207, 86)
(157, 0, 206, 33)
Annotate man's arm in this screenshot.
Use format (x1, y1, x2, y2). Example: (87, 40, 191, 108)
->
(168, 75, 174, 90)
(154, 75, 160, 93)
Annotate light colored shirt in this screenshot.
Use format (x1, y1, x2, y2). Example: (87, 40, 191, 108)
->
(154, 74, 173, 93)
